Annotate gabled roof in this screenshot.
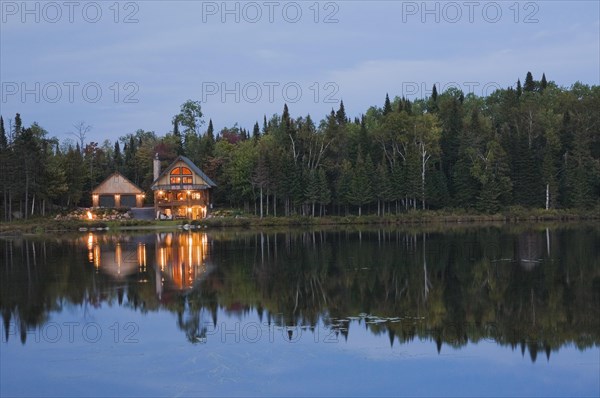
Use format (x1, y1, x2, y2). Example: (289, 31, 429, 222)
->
(92, 171, 144, 194)
(152, 156, 217, 188)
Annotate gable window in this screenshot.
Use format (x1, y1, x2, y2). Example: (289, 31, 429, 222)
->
(170, 167, 193, 185)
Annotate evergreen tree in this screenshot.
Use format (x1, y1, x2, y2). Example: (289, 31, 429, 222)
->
(524, 71, 535, 92)
(425, 166, 449, 209)
(404, 98, 413, 115)
(336, 160, 353, 215)
(304, 169, 320, 216)
(516, 79, 522, 97)
(252, 122, 261, 141)
(113, 141, 123, 171)
(540, 73, 548, 92)
(336, 100, 347, 125)
(207, 119, 214, 137)
(14, 113, 22, 136)
(452, 157, 478, 208)
(374, 159, 391, 215)
(383, 94, 392, 115)
(316, 168, 331, 216)
(438, 91, 463, 194)
(0, 116, 6, 149)
(350, 151, 373, 216)
(561, 129, 595, 208)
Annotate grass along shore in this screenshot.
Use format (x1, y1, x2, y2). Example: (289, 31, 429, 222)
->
(0, 207, 598, 235)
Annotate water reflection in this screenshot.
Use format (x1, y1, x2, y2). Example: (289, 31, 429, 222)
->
(82, 232, 211, 296)
(1, 225, 599, 362)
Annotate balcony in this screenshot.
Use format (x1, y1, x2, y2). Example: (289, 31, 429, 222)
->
(155, 198, 207, 207)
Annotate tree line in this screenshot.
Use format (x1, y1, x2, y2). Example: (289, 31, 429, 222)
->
(0, 72, 598, 220)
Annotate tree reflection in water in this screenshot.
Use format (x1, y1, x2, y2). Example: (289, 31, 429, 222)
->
(1, 224, 598, 362)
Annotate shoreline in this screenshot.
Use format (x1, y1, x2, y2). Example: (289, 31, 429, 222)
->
(1, 209, 598, 235)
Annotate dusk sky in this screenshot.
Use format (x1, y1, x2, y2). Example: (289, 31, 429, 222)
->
(1, 0, 599, 144)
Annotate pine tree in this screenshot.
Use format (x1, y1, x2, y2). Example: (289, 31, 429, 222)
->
(173, 116, 180, 137)
(282, 104, 291, 131)
(428, 84, 439, 113)
(374, 159, 391, 215)
(439, 93, 463, 195)
(350, 151, 374, 216)
(113, 141, 123, 171)
(0, 116, 6, 149)
(404, 98, 413, 115)
(425, 167, 449, 209)
(516, 79, 522, 97)
(561, 129, 595, 208)
(336, 100, 347, 125)
(252, 122, 261, 141)
(383, 94, 392, 116)
(452, 156, 478, 209)
(336, 160, 353, 215)
(524, 72, 535, 92)
(207, 119, 214, 138)
(316, 168, 331, 216)
(262, 115, 268, 134)
(540, 73, 547, 92)
(14, 113, 22, 137)
(398, 97, 404, 113)
(390, 162, 404, 212)
(304, 169, 320, 216)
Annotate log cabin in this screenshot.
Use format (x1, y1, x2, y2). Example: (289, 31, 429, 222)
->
(91, 171, 145, 208)
(151, 154, 216, 220)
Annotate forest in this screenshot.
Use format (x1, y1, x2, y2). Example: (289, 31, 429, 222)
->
(0, 72, 598, 220)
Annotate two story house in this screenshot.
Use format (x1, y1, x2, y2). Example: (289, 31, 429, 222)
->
(151, 154, 216, 220)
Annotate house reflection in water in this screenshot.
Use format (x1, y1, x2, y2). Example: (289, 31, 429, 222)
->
(85, 232, 211, 298)
(155, 232, 210, 298)
(85, 233, 148, 280)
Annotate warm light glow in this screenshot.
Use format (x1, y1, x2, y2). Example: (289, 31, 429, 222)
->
(158, 190, 164, 196)
(187, 207, 192, 213)
(137, 243, 147, 269)
(93, 246, 100, 268)
(157, 232, 209, 290)
(115, 243, 122, 274)
(87, 211, 93, 220)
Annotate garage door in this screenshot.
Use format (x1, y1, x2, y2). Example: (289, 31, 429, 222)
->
(121, 195, 137, 208)
(99, 195, 115, 207)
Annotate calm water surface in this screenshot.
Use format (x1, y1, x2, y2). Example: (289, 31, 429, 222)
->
(1, 224, 599, 397)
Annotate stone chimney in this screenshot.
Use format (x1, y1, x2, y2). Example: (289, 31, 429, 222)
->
(153, 153, 160, 181)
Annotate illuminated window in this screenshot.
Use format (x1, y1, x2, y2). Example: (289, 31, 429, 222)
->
(170, 167, 193, 185)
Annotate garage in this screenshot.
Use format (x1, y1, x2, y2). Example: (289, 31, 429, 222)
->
(91, 172, 145, 209)
(120, 195, 137, 208)
(99, 195, 116, 208)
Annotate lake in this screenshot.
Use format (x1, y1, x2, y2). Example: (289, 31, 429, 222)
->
(1, 224, 599, 397)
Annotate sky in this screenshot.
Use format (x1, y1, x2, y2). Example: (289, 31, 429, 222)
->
(1, 0, 599, 144)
